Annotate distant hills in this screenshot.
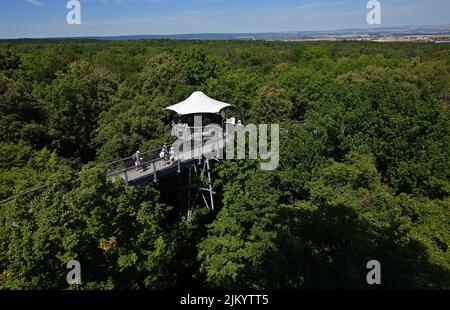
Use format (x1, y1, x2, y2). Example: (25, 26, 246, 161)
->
(3, 24, 450, 41)
(84, 24, 450, 41)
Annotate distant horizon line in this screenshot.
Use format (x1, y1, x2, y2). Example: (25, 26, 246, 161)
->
(2, 23, 450, 41)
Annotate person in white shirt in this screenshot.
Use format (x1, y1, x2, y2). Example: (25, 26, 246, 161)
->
(169, 147, 175, 164)
(132, 150, 143, 172)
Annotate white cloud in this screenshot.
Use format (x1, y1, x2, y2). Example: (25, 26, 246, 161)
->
(25, 0, 43, 7)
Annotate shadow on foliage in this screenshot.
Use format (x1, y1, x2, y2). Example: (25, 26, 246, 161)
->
(269, 203, 450, 289)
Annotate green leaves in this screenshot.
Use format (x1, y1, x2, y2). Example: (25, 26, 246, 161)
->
(93, 96, 172, 161)
(306, 66, 450, 198)
(176, 47, 225, 85)
(250, 86, 293, 123)
(37, 60, 118, 161)
(198, 167, 282, 289)
(0, 73, 49, 148)
(118, 253, 138, 271)
(0, 40, 449, 290)
(139, 53, 187, 100)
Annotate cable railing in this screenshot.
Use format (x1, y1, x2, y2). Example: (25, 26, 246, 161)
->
(0, 184, 48, 205)
(107, 124, 225, 177)
(106, 144, 174, 177)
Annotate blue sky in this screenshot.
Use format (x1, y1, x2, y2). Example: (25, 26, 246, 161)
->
(1, 0, 449, 38)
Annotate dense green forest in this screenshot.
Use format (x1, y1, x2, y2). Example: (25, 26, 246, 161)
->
(0, 40, 449, 289)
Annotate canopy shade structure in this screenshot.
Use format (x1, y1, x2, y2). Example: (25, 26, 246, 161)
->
(166, 91, 232, 116)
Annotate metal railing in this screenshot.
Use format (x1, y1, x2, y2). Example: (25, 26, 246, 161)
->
(107, 124, 224, 177)
(106, 144, 174, 177)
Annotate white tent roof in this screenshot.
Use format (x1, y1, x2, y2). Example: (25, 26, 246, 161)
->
(166, 91, 232, 115)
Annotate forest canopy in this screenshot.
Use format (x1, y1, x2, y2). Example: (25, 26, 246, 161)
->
(0, 40, 449, 289)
